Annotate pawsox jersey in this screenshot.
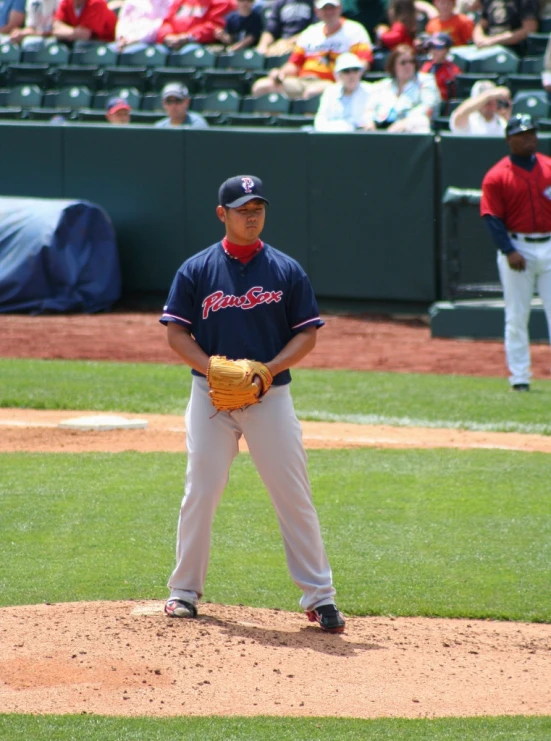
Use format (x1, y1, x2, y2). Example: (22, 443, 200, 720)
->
(160, 242, 324, 385)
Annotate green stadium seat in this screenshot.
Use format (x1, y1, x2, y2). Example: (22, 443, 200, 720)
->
(92, 87, 141, 111)
(201, 68, 250, 95)
(190, 89, 241, 123)
(468, 49, 519, 76)
(130, 110, 166, 123)
(6, 84, 42, 107)
(76, 107, 108, 122)
(519, 56, 544, 74)
(71, 43, 118, 67)
(216, 49, 264, 70)
(148, 67, 201, 94)
(263, 52, 291, 70)
(141, 92, 163, 110)
(240, 92, 290, 114)
(272, 113, 315, 127)
(119, 45, 168, 68)
(0, 105, 23, 119)
(22, 43, 71, 65)
(526, 33, 550, 56)
(0, 42, 21, 65)
(100, 66, 149, 92)
(224, 112, 272, 126)
(50, 64, 100, 90)
(505, 73, 542, 96)
(511, 91, 550, 118)
(5, 63, 50, 88)
(26, 106, 72, 120)
(43, 85, 93, 109)
(291, 95, 321, 114)
(453, 73, 499, 99)
(168, 47, 216, 68)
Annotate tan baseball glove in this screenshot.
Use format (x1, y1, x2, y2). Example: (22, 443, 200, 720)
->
(206, 355, 273, 412)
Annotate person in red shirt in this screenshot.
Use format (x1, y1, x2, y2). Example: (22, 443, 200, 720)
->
(53, 0, 117, 42)
(157, 0, 236, 47)
(480, 113, 551, 391)
(424, 0, 474, 46)
(420, 32, 461, 103)
(375, 0, 417, 50)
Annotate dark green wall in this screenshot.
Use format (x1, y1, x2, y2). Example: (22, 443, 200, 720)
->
(4, 124, 545, 305)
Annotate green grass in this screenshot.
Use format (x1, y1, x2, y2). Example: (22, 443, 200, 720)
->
(1, 358, 551, 433)
(1, 714, 551, 741)
(1, 450, 549, 621)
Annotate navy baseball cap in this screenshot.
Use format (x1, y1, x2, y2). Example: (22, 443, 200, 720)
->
(218, 175, 270, 208)
(426, 32, 453, 49)
(506, 113, 538, 137)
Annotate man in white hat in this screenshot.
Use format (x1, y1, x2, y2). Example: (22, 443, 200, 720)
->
(252, 0, 373, 99)
(314, 52, 372, 131)
(155, 82, 209, 128)
(450, 79, 511, 135)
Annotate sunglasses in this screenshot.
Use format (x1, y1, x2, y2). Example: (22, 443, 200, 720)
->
(164, 97, 186, 103)
(398, 58, 416, 65)
(339, 67, 362, 73)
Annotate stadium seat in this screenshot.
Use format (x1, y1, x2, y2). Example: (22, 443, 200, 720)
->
(536, 117, 551, 130)
(291, 95, 321, 114)
(6, 84, 42, 108)
(363, 71, 386, 83)
(216, 49, 264, 70)
(26, 106, 72, 120)
(190, 89, 241, 123)
(5, 63, 50, 88)
(371, 50, 390, 72)
(119, 44, 168, 68)
(453, 72, 499, 99)
(224, 112, 272, 126)
(71, 43, 118, 67)
(92, 87, 141, 110)
(431, 115, 450, 132)
(263, 52, 291, 70)
(540, 17, 551, 32)
(130, 110, 166, 123)
(468, 49, 519, 76)
(148, 67, 201, 94)
(100, 66, 149, 92)
(519, 56, 544, 74)
(511, 90, 550, 118)
(450, 51, 470, 72)
(21, 43, 70, 65)
(50, 64, 100, 90)
(525, 33, 550, 56)
(168, 47, 216, 68)
(0, 105, 23, 119)
(201, 68, 250, 95)
(505, 73, 542, 96)
(141, 92, 163, 110)
(240, 91, 290, 114)
(76, 107, 108, 122)
(0, 41, 21, 65)
(43, 85, 93, 109)
(272, 113, 315, 127)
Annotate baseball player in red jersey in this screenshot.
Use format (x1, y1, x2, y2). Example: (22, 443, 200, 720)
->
(481, 113, 551, 390)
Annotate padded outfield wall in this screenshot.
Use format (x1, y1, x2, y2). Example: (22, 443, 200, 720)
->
(3, 125, 547, 305)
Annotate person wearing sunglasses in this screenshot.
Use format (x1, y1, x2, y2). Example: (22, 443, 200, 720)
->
(363, 43, 440, 132)
(314, 51, 372, 131)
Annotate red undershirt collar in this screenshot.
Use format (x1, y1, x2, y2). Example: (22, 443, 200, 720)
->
(221, 237, 264, 264)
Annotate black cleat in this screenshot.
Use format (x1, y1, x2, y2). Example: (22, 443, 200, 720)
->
(306, 604, 346, 633)
(512, 384, 530, 392)
(164, 599, 198, 618)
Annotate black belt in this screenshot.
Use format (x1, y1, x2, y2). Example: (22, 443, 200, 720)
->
(510, 233, 551, 243)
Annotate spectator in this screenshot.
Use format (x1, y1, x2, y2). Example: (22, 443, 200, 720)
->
(114, 0, 171, 50)
(472, 0, 538, 53)
(106, 96, 132, 123)
(157, 0, 236, 48)
(420, 31, 461, 102)
(213, 0, 263, 49)
(52, 0, 117, 41)
(9, 0, 58, 46)
(450, 79, 511, 134)
(252, 0, 373, 99)
(424, 0, 474, 46)
(542, 33, 551, 93)
(314, 51, 372, 130)
(375, 0, 418, 51)
(363, 42, 440, 132)
(0, 0, 24, 38)
(256, 0, 314, 56)
(154, 82, 209, 127)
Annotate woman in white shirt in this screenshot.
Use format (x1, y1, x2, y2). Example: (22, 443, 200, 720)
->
(363, 43, 440, 133)
(314, 51, 373, 132)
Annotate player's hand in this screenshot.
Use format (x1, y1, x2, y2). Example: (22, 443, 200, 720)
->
(507, 251, 526, 271)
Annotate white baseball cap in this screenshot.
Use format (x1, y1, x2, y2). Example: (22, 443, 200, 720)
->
(334, 52, 364, 74)
(315, 0, 340, 8)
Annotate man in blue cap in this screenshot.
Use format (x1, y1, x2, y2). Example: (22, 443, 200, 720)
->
(159, 174, 346, 633)
(480, 113, 551, 391)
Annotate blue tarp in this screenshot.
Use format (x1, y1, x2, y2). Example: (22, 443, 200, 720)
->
(0, 197, 121, 314)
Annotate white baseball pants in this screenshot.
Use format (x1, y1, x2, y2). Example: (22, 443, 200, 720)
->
(498, 236, 551, 386)
(167, 377, 337, 612)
